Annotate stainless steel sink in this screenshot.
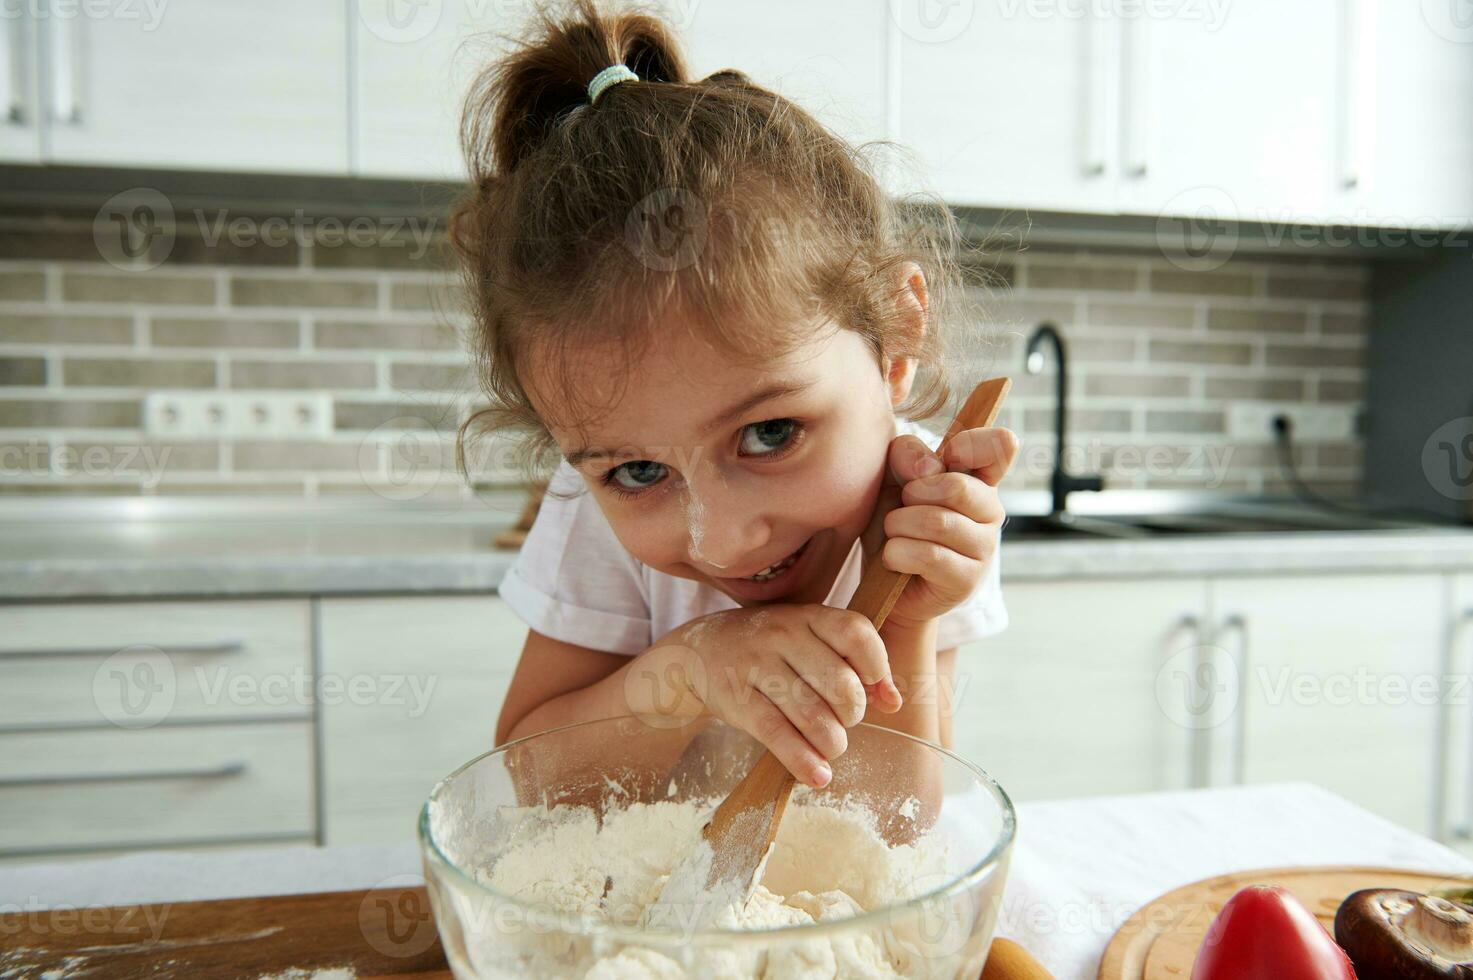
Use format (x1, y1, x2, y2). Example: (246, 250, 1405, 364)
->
(1002, 507, 1444, 541)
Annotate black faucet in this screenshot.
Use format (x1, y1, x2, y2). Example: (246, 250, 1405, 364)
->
(1024, 322, 1104, 517)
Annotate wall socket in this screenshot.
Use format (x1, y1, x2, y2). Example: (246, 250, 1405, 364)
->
(144, 392, 334, 440)
(1227, 403, 1358, 442)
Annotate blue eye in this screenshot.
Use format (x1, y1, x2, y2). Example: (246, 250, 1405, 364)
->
(739, 418, 798, 456)
(607, 459, 668, 491)
(601, 420, 802, 498)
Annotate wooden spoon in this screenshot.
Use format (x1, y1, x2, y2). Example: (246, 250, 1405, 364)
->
(699, 377, 1013, 898)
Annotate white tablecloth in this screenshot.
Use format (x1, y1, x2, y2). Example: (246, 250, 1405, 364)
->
(3, 782, 1469, 979)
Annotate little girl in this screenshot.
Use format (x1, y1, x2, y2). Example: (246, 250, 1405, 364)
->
(451, 0, 1019, 790)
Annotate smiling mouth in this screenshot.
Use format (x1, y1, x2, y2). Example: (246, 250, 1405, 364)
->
(741, 539, 810, 582)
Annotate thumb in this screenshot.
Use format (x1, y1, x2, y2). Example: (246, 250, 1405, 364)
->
(860, 435, 939, 560)
(887, 433, 944, 485)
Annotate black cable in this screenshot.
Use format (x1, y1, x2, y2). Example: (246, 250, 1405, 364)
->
(1272, 415, 1466, 527)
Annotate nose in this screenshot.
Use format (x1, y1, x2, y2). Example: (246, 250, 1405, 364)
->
(683, 469, 770, 572)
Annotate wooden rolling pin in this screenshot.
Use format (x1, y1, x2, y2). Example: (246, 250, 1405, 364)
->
(981, 938, 1055, 979)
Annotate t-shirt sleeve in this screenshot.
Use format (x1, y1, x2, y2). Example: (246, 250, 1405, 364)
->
(899, 416, 1010, 650)
(496, 461, 654, 655)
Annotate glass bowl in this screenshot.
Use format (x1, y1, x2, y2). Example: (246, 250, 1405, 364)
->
(418, 716, 1015, 978)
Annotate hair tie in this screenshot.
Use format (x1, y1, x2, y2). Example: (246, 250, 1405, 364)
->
(588, 64, 638, 104)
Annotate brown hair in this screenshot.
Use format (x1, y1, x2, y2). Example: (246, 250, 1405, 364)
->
(450, 0, 981, 483)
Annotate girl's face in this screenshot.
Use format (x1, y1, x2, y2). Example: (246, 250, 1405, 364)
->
(527, 323, 913, 607)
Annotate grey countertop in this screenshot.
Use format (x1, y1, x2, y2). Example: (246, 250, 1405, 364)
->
(1, 493, 1471, 601)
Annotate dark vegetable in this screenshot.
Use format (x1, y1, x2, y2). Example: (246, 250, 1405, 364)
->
(1335, 888, 1473, 979)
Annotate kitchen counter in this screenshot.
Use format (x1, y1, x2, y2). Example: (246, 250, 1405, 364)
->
(1, 495, 1470, 600)
(2, 782, 1467, 979)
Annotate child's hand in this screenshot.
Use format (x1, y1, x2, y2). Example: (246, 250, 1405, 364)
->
(876, 427, 1019, 633)
(640, 606, 903, 787)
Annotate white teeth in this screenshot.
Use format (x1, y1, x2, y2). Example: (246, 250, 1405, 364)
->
(746, 545, 803, 582)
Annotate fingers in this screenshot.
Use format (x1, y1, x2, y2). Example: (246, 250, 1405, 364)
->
(886, 434, 944, 485)
(883, 503, 993, 561)
(901, 470, 1005, 525)
(763, 662, 849, 760)
(745, 695, 832, 788)
(882, 535, 978, 596)
(806, 607, 902, 712)
(940, 427, 1019, 486)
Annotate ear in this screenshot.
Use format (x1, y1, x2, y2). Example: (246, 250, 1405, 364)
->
(882, 262, 928, 408)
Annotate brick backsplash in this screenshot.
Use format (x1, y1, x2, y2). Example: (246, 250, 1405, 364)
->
(0, 211, 1367, 500)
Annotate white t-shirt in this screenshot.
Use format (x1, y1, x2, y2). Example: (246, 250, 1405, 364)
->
(498, 417, 1009, 654)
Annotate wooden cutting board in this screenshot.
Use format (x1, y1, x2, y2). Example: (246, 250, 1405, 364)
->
(1097, 864, 1473, 980)
(0, 885, 451, 980)
(0, 884, 1050, 979)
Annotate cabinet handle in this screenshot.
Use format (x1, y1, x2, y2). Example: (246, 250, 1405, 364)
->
(0, 639, 245, 660)
(1174, 613, 1209, 788)
(1081, 14, 1116, 177)
(2, 12, 24, 125)
(1448, 607, 1473, 841)
(1217, 613, 1249, 785)
(1119, 15, 1150, 178)
(45, 4, 81, 125)
(0, 761, 247, 789)
(1336, 0, 1367, 190)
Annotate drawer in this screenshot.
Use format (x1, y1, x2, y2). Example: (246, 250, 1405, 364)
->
(0, 600, 312, 729)
(0, 722, 314, 855)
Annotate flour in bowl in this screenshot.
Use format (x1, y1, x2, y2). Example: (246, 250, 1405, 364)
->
(437, 794, 992, 978)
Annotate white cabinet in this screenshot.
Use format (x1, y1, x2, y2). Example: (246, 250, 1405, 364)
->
(1358, 2, 1473, 228)
(352, 0, 502, 180)
(896, 6, 1116, 213)
(1444, 576, 1473, 848)
(676, 0, 889, 150)
(41, 1, 348, 174)
(956, 578, 1202, 802)
(318, 595, 526, 845)
(0, 12, 41, 163)
(1115, 0, 1345, 223)
(1207, 574, 1446, 834)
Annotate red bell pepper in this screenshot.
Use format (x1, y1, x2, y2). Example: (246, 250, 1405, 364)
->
(1192, 885, 1357, 980)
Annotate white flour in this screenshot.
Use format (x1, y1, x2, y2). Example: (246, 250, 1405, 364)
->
(447, 796, 977, 978)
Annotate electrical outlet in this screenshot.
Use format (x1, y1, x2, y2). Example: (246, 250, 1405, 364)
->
(1227, 403, 1357, 442)
(144, 392, 334, 440)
